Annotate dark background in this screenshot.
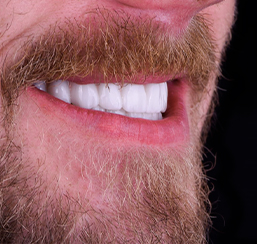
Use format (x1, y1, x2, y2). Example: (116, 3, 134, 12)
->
(205, 0, 257, 243)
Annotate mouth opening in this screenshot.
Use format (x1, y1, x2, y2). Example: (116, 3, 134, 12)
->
(33, 77, 176, 121)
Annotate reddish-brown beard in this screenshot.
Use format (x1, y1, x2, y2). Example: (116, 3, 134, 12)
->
(0, 8, 217, 243)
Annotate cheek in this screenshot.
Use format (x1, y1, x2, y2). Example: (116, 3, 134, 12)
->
(197, 75, 217, 132)
(201, 0, 236, 60)
(186, 74, 217, 135)
(194, 0, 236, 131)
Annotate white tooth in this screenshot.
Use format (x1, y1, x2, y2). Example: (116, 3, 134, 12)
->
(92, 106, 105, 112)
(98, 84, 122, 110)
(119, 112, 162, 120)
(145, 83, 168, 113)
(127, 112, 144, 119)
(143, 113, 162, 120)
(121, 84, 147, 113)
(70, 83, 99, 109)
(48, 80, 71, 103)
(34, 81, 47, 92)
(107, 109, 127, 116)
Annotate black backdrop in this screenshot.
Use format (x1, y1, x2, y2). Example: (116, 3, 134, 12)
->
(205, 0, 257, 243)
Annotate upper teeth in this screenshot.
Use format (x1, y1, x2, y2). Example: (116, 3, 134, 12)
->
(34, 80, 168, 120)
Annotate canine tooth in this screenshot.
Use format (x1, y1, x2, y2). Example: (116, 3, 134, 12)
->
(70, 83, 99, 109)
(48, 80, 71, 103)
(34, 81, 46, 92)
(99, 84, 122, 110)
(145, 83, 168, 113)
(159, 83, 168, 112)
(121, 84, 147, 113)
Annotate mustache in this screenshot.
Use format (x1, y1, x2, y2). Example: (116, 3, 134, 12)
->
(1, 8, 218, 110)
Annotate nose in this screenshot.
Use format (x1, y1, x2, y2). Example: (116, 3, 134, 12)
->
(115, 0, 223, 15)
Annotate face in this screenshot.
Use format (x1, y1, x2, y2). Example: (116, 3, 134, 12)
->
(0, 0, 235, 243)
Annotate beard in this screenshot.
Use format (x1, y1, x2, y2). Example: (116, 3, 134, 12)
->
(0, 8, 218, 243)
(0, 137, 210, 243)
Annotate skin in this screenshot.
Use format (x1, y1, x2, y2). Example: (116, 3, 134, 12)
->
(0, 0, 235, 243)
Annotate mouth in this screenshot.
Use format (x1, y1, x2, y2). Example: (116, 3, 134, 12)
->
(34, 76, 168, 120)
(3, 11, 216, 149)
(29, 76, 189, 146)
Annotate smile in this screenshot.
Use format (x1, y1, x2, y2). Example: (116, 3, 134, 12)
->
(29, 77, 189, 146)
(34, 80, 168, 121)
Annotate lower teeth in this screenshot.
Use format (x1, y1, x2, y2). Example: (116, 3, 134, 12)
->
(99, 108, 162, 120)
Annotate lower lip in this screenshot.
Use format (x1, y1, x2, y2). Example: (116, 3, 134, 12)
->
(27, 80, 189, 147)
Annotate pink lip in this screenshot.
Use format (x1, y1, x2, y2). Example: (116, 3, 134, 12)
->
(27, 79, 189, 147)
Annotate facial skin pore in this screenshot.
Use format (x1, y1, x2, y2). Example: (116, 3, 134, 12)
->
(0, 0, 235, 243)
